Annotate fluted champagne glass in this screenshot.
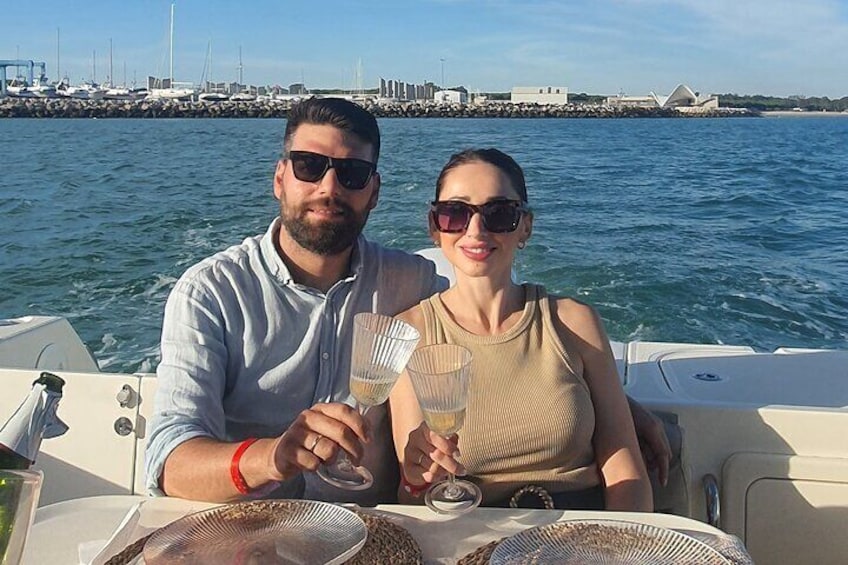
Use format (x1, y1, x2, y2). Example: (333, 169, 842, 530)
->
(406, 343, 481, 514)
(317, 312, 420, 490)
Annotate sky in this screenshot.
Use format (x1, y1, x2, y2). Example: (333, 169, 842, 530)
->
(3, 0, 848, 98)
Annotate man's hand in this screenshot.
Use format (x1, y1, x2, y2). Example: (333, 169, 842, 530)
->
(627, 396, 671, 486)
(267, 402, 370, 481)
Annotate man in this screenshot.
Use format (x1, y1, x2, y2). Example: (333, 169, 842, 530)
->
(145, 97, 670, 505)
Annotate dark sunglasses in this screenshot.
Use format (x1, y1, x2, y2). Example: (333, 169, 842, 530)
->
(287, 150, 376, 190)
(430, 199, 527, 233)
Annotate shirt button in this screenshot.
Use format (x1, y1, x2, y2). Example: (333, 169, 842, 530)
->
(321, 352, 330, 360)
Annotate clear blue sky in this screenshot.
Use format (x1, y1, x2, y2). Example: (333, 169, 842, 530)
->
(3, 0, 848, 97)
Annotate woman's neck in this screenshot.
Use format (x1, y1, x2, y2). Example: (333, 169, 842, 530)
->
(440, 278, 526, 335)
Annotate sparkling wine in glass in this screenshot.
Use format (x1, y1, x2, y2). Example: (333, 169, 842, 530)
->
(317, 313, 420, 490)
(406, 343, 481, 514)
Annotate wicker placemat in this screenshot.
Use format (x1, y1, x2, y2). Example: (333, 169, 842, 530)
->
(102, 508, 422, 565)
(104, 533, 152, 565)
(345, 511, 422, 564)
(456, 538, 503, 565)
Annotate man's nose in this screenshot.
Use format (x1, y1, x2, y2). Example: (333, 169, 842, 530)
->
(316, 167, 345, 195)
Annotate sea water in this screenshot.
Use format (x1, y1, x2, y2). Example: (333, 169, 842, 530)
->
(1, 116, 847, 372)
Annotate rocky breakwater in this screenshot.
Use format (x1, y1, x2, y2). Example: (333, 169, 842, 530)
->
(0, 97, 294, 118)
(365, 101, 758, 118)
(0, 97, 759, 119)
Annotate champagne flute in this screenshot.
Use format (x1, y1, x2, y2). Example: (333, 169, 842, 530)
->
(406, 343, 481, 514)
(317, 312, 420, 490)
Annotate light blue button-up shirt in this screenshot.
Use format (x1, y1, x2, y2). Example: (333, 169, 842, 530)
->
(144, 218, 447, 505)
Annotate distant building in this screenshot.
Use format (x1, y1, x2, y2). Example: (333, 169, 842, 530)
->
(511, 86, 568, 105)
(606, 84, 718, 111)
(289, 83, 308, 95)
(379, 77, 433, 101)
(435, 89, 467, 104)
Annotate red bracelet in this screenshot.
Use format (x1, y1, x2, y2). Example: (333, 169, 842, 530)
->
(400, 465, 431, 498)
(230, 438, 259, 495)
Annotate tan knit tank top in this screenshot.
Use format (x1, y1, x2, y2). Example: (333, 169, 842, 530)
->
(419, 284, 600, 505)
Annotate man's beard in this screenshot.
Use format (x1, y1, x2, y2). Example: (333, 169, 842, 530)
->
(281, 198, 369, 255)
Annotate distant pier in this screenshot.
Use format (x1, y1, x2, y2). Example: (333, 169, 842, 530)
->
(0, 97, 760, 119)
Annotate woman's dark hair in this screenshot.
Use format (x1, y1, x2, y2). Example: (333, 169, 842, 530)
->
(435, 148, 528, 203)
(283, 98, 381, 163)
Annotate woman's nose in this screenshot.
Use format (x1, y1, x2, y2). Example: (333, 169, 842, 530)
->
(465, 211, 487, 235)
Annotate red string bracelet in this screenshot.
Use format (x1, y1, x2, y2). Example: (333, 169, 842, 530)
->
(400, 465, 431, 498)
(230, 437, 259, 495)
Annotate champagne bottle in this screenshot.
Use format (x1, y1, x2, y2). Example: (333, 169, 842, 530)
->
(0, 372, 67, 469)
(1, 372, 67, 561)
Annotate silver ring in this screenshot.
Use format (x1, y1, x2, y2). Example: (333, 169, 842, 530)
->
(309, 434, 323, 453)
(417, 453, 425, 467)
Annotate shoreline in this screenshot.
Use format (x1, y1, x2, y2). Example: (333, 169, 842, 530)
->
(761, 110, 848, 118)
(0, 97, 759, 119)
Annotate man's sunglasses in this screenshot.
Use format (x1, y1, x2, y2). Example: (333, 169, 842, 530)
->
(430, 199, 527, 233)
(287, 150, 376, 191)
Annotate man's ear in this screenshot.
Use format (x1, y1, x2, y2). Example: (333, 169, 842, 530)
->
(273, 160, 286, 200)
(367, 172, 381, 210)
(521, 209, 534, 242)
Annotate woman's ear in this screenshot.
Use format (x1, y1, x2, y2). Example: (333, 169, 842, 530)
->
(428, 214, 441, 247)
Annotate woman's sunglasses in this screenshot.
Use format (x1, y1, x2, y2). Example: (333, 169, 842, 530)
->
(430, 200, 527, 233)
(287, 150, 376, 191)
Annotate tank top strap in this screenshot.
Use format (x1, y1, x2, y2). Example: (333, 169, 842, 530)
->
(535, 284, 583, 379)
(420, 293, 447, 344)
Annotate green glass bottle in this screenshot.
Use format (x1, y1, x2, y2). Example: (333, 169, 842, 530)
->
(1, 372, 67, 562)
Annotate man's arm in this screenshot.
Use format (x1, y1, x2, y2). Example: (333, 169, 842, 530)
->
(145, 276, 373, 501)
(627, 396, 671, 487)
(162, 403, 369, 502)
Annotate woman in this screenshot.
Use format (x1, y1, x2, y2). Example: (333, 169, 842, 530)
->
(389, 148, 653, 510)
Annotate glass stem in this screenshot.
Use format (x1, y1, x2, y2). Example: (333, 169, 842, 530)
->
(336, 403, 370, 469)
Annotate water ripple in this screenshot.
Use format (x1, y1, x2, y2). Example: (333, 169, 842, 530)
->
(2, 117, 847, 371)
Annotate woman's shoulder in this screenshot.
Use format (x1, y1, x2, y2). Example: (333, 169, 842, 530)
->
(534, 286, 597, 319)
(539, 287, 605, 340)
(394, 294, 435, 331)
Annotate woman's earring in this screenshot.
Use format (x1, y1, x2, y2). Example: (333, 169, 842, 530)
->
(518, 241, 526, 250)
(433, 240, 441, 247)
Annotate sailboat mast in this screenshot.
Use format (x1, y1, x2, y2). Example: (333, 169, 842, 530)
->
(238, 45, 243, 86)
(109, 38, 113, 87)
(56, 27, 60, 82)
(169, 3, 175, 85)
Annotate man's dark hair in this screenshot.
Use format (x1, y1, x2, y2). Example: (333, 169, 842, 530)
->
(435, 148, 528, 203)
(283, 98, 381, 163)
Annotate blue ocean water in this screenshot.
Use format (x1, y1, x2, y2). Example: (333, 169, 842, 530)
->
(1, 116, 847, 372)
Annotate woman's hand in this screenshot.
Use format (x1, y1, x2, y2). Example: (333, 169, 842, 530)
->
(402, 422, 465, 485)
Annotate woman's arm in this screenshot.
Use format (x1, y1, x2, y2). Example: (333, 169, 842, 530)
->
(388, 306, 462, 503)
(553, 297, 653, 511)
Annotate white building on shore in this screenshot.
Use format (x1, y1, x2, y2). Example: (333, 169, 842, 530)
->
(605, 84, 719, 111)
(434, 89, 467, 104)
(511, 86, 568, 105)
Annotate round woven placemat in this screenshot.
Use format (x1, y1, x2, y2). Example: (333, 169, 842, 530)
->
(456, 538, 503, 565)
(104, 533, 152, 565)
(346, 511, 422, 564)
(103, 509, 422, 565)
